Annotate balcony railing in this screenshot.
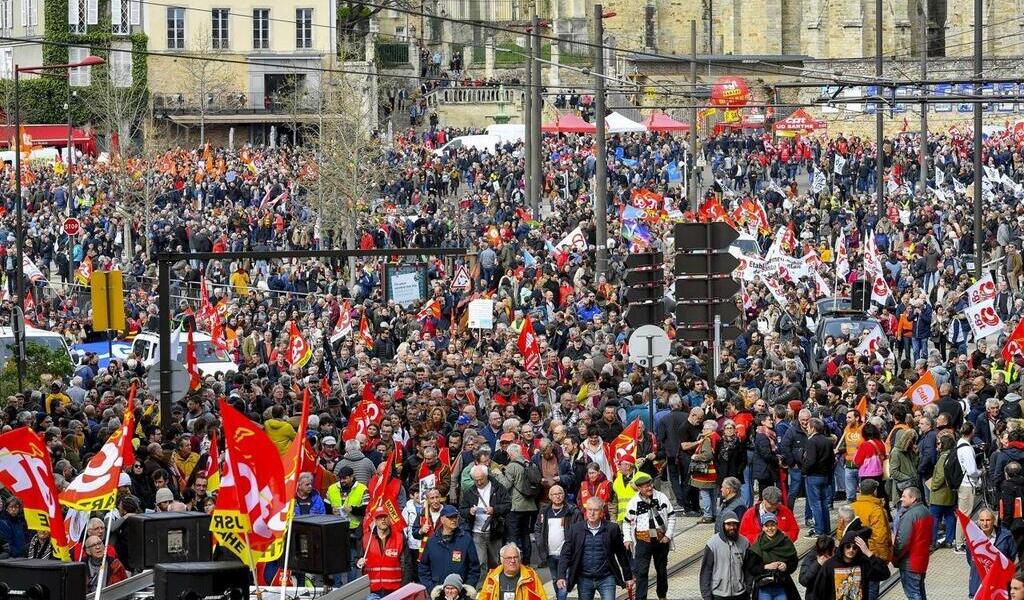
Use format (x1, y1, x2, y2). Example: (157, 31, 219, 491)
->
(436, 86, 519, 104)
(153, 91, 325, 114)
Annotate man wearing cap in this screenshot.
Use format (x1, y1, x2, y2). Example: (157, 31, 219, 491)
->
(418, 504, 480, 591)
(699, 511, 748, 600)
(154, 487, 174, 512)
(610, 454, 638, 523)
(358, 508, 410, 600)
(326, 465, 369, 581)
(478, 543, 548, 600)
(622, 472, 674, 600)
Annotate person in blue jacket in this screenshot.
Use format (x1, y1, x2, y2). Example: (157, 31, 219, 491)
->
(417, 505, 480, 591)
(0, 498, 29, 558)
(968, 508, 1017, 598)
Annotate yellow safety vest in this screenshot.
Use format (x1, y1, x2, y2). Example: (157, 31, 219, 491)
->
(612, 473, 636, 523)
(326, 481, 367, 529)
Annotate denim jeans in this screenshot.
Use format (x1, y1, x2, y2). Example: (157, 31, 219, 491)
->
(548, 556, 568, 600)
(699, 488, 718, 519)
(666, 456, 687, 507)
(806, 474, 832, 536)
(787, 468, 812, 522)
(758, 584, 788, 600)
(742, 452, 755, 507)
(867, 579, 880, 600)
(844, 467, 860, 499)
(900, 570, 927, 600)
(577, 574, 617, 600)
(930, 504, 956, 545)
(912, 337, 928, 361)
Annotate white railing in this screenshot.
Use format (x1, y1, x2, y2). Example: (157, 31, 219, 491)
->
(437, 86, 519, 104)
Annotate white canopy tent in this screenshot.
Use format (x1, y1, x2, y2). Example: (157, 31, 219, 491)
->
(605, 112, 648, 134)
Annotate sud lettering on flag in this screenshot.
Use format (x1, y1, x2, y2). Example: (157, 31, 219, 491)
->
(870, 274, 891, 306)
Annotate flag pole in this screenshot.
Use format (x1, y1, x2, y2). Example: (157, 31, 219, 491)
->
(278, 504, 296, 600)
(241, 530, 264, 600)
(92, 509, 116, 600)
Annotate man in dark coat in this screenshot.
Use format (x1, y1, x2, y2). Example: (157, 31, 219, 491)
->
(556, 496, 633, 598)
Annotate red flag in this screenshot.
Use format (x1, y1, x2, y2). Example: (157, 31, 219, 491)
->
(359, 312, 375, 350)
(416, 298, 442, 322)
(855, 396, 868, 420)
(517, 316, 541, 376)
(60, 383, 136, 512)
(0, 427, 72, 560)
(185, 326, 202, 390)
(333, 300, 352, 338)
(206, 431, 221, 493)
(342, 402, 369, 442)
(210, 400, 289, 567)
(608, 418, 642, 469)
(957, 509, 1015, 600)
(197, 277, 216, 332)
(286, 321, 312, 367)
(1002, 317, 1024, 364)
(320, 375, 332, 399)
(699, 196, 736, 227)
(364, 450, 406, 538)
(210, 311, 228, 352)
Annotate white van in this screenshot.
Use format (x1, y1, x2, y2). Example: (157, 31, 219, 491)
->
(0, 326, 76, 366)
(131, 331, 239, 377)
(434, 134, 502, 156)
(485, 124, 525, 143)
(0, 147, 61, 165)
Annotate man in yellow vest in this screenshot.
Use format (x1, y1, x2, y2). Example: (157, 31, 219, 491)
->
(326, 466, 368, 583)
(610, 455, 638, 523)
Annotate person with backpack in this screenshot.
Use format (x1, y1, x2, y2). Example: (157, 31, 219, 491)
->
(954, 422, 984, 553)
(929, 435, 958, 548)
(998, 460, 1024, 561)
(504, 443, 540, 566)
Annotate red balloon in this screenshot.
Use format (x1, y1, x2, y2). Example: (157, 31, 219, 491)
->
(710, 76, 750, 108)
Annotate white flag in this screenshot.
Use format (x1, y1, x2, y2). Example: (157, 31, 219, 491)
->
(812, 170, 827, 193)
(556, 225, 588, 252)
(965, 299, 1004, 340)
(833, 154, 846, 175)
(870, 274, 891, 306)
(834, 235, 850, 278)
(966, 273, 997, 306)
(855, 325, 886, 356)
(935, 168, 945, 187)
(736, 254, 765, 282)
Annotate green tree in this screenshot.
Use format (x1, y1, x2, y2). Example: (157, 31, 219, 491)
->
(0, 343, 74, 399)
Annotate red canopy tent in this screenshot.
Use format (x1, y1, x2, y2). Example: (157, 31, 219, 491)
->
(541, 114, 597, 134)
(0, 124, 96, 154)
(642, 112, 689, 132)
(772, 108, 826, 135)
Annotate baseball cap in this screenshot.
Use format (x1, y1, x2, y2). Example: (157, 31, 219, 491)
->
(722, 510, 740, 524)
(500, 377, 512, 386)
(617, 454, 635, 465)
(631, 472, 652, 487)
(440, 505, 459, 518)
(760, 512, 779, 525)
(118, 472, 132, 487)
(371, 507, 389, 519)
(456, 415, 471, 426)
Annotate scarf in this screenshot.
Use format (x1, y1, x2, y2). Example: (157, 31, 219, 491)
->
(751, 530, 798, 565)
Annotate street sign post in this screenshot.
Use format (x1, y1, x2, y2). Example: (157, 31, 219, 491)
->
(62, 217, 81, 236)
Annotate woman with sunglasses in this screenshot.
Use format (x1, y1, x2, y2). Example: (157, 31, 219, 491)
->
(809, 530, 890, 600)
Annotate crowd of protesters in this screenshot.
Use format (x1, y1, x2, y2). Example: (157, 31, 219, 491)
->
(2, 107, 1024, 600)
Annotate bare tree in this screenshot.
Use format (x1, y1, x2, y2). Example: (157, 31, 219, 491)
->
(180, 32, 233, 144)
(88, 45, 149, 157)
(307, 54, 392, 282)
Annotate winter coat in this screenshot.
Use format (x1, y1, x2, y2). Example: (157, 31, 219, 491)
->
(417, 526, 481, 591)
(458, 476, 512, 540)
(556, 519, 632, 592)
(750, 430, 780, 482)
(743, 531, 799, 600)
(888, 429, 919, 504)
(335, 449, 377, 486)
(739, 502, 800, 544)
(849, 493, 892, 562)
(534, 503, 581, 562)
(892, 500, 933, 575)
(929, 449, 956, 507)
(264, 418, 296, 454)
(967, 526, 1016, 597)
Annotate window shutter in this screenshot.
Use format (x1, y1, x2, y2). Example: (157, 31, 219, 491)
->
(86, 0, 97, 25)
(129, 0, 139, 25)
(110, 0, 121, 26)
(20, 0, 25, 28)
(28, 0, 35, 26)
(7, 1, 14, 30)
(67, 0, 78, 25)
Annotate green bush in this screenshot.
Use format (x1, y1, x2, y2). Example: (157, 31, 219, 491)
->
(0, 342, 74, 399)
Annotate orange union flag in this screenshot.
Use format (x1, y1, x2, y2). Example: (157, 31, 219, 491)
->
(608, 418, 642, 466)
(210, 400, 289, 567)
(60, 383, 136, 511)
(0, 428, 72, 560)
(904, 371, 939, 407)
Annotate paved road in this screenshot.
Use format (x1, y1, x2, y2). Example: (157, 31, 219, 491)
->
(879, 545, 972, 600)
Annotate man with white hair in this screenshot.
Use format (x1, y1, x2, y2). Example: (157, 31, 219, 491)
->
(460, 463, 511, 583)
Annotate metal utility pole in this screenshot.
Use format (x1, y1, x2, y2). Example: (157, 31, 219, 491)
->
(875, 0, 885, 217)
(531, 14, 543, 219)
(919, 11, 928, 195)
(593, 4, 608, 279)
(688, 20, 698, 211)
(973, 0, 983, 278)
(524, 29, 535, 215)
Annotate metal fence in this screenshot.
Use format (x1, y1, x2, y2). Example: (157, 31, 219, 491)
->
(152, 91, 324, 113)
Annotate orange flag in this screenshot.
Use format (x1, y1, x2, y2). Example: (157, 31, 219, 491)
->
(904, 371, 939, 407)
(855, 396, 868, 420)
(607, 418, 642, 473)
(359, 312, 375, 350)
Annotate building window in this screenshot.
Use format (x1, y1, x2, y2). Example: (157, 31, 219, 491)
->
(110, 42, 132, 87)
(0, 48, 12, 79)
(110, 0, 137, 34)
(68, 47, 91, 86)
(166, 7, 184, 49)
(253, 8, 269, 50)
(295, 8, 312, 49)
(22, 0, 38, 34)
(0, 0, 11, 32)
(212, 8, 229, 49)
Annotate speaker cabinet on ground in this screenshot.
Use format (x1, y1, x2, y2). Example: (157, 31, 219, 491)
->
(0, 559, 87, 600)
(290, 514, 350, 575)
(115, 512, 212, 571)
(153, 561, 249, 600)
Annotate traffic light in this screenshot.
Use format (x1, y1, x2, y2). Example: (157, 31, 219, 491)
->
(673, 222, 741, 341)
(623, 251, 665, 328)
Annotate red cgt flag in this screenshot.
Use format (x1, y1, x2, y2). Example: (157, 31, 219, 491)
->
(699, 196, 736, 227)
(363, 450, 406, 539)
(607, 418, 642, 474)
(210, 399, 289, 567)
(359, 312, 375, 350)
(185, 326, 202, 390)
(517, 315, 541, 376)
(286, 321, 312, 368)
(957, 509, 1015, 600)
(0, 427, 72, 560)
(60, 383, 136, 512)
(1002, 317, 1024, 364)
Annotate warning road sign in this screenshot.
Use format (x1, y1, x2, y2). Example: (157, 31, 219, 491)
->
(450, 265, 472, 292)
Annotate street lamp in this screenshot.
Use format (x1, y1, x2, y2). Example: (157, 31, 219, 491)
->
(12, 55, 103, 389)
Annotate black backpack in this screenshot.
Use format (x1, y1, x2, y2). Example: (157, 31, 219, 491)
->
(944, 444, 966, 490)
(517, 459, 543, 498)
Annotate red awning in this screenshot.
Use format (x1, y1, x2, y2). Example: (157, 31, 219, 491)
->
(0, 124, 93, 147)
(541, 114, 597, 134)
(642, 111, 689, 133)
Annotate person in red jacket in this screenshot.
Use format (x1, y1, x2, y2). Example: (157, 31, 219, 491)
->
(358, 508, 410, 599)
(892, 487, 933, 600)
(739, 486, 800, 544)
